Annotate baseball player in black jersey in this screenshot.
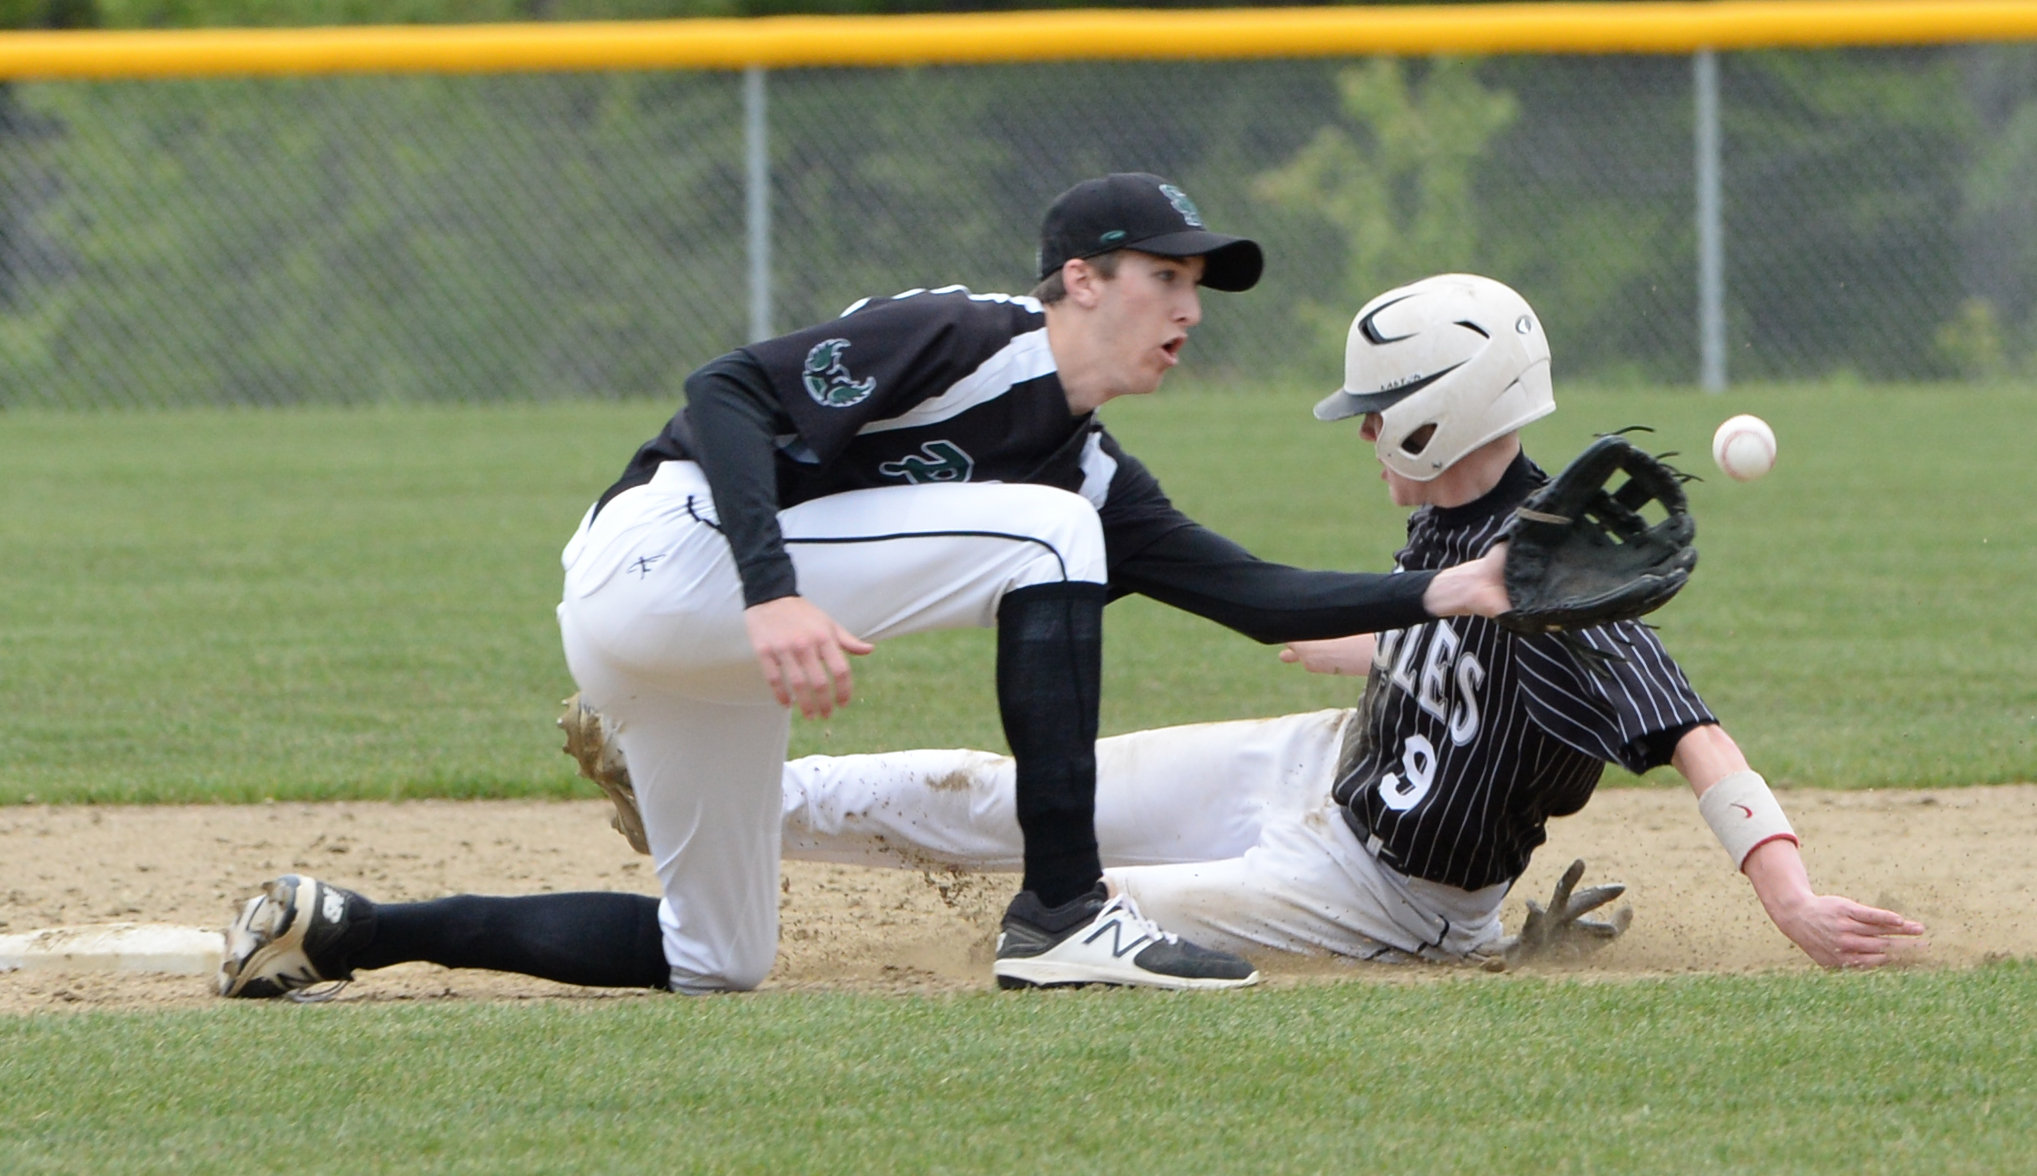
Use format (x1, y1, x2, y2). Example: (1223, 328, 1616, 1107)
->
(216, 179, 1516, 1000)
(760, 274, 1924, 969)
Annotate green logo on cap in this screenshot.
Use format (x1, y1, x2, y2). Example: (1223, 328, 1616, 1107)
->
(1158, 184, 1204, 228)
(1099, 229, 1128, 245)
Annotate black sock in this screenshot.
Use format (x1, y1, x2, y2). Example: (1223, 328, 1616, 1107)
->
(350, 892, 669, 990)
(997, 581, 1107, 908)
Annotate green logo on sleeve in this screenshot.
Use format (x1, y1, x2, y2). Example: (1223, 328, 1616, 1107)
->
(803, 338, 877, 408)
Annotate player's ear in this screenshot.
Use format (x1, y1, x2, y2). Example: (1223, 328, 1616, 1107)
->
(1061, 258, 1108, 309)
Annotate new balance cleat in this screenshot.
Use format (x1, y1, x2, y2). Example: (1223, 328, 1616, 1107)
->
(993, 883, 1259, 991)
(217, 874, 376, 1001)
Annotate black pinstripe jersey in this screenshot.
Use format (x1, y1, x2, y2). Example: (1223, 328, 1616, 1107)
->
(1332, 453, 1716, 891)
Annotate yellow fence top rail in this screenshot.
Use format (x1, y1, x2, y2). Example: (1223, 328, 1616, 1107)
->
(0, 1, 2033, 79)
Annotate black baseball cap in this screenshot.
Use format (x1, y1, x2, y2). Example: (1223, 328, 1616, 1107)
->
(1037, 173, 1264, 293)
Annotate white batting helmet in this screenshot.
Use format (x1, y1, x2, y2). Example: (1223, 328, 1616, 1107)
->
(1313, 274, 1553, 481)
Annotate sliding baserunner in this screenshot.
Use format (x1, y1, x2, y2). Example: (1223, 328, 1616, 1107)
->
(771, 275, 1924, 967)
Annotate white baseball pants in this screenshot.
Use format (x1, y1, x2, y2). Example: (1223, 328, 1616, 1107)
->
(781, 710, 1509, 961)
(558, 459, 1107, 993)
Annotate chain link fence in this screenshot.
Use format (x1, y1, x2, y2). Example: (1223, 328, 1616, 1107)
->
(0, 44, 2029, 408)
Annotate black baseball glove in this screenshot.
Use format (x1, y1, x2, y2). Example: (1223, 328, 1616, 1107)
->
(1495, 432, 1698, 637)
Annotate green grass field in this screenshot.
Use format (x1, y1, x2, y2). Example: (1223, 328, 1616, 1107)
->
(4, 384, 2036, 1173)
(2, 382, 2032, 803)
(4, 964, 2035, 1174)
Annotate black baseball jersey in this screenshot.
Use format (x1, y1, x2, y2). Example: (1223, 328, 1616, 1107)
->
(1332, 453, 1717, 892)
(748, 288, 1104, 507)
(596, 286, 1438, 641)
(607, 288, 1100, 515)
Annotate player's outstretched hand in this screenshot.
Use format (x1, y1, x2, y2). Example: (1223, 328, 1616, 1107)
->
(1279, 634, 1376, 676)
(1765, 893, 1926, 969)
(1422, 543, 1512, 619)
(1499, 858, 1632, 966)
(1739, 839, 1926, 968)
(744, 596, 875, 719)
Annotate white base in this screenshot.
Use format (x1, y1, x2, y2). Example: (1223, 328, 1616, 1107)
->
(0, 924, 224, 976)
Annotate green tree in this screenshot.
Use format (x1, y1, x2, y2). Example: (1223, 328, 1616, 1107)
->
(1721, 49, 1974, 380)
(0, 73, 756, 406)
(1254, 57, 1516, 368)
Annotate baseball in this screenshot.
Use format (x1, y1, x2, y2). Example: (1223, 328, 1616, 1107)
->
(1711, 414, 1776, 482)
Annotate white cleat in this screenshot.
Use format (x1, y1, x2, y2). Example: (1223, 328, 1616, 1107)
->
(217, 874, 374, 1001)
(993, 883, 1259, 991)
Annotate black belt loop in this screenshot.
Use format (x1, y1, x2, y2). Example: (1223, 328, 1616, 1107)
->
(1339, 805, 1376, 854)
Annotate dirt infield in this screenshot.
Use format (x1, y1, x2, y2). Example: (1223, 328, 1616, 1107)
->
(4, 785, 2033, 1013)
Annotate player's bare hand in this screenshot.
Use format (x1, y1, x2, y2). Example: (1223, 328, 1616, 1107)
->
(744, 596, 874, 720)
(1768, 893, 1926, 969)
(1280, 634, 1376, 677)
(1498, 858, 1633, 966)
(1422, 544, 1511, 619)
(1740, 838, 1926, 967)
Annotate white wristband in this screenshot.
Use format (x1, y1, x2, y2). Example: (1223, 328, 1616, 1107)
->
(1697, 769, 1798, 870)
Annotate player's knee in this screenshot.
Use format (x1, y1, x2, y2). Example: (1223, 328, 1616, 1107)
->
(659, 897, 778, 993)
(668, 953, 773, 994)
(1005, 485, 1107, 587)
(725, 961, 773, 993)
